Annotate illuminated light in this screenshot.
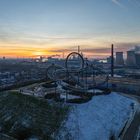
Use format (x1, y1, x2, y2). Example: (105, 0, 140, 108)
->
(33, 51, 45, 56)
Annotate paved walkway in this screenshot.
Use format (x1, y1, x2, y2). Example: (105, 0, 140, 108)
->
(120, 93, 140, 140)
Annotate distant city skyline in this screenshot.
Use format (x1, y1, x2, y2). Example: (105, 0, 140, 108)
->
(0, 0, 140, 58)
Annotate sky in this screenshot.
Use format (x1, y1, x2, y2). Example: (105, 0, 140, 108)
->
(0, 0, 140, 58)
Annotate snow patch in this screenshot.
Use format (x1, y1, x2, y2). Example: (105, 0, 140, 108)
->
(57, 93, 137, 140)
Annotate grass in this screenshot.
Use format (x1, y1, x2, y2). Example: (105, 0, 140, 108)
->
(0, 91, 69, 140)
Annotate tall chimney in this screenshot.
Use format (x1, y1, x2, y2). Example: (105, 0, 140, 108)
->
(78, 46, 80, 54)
(111, 44, 114, 77)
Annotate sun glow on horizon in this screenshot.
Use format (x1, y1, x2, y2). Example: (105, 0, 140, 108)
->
(33, 51, 46, 56)
(0, 0, 140, 59)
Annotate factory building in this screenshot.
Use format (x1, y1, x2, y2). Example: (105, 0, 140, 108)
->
(115, 52, 124, 66)
(135, 53, 140, 67)
(135, 46, 140, 52)
(127, 51, 136, 66)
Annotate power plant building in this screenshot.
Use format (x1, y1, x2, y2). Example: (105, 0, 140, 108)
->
(135, 46, 140, 52)
(135, 53, 140, 67)
(115, 52, 124, 66)
(127, 51, 136, 66)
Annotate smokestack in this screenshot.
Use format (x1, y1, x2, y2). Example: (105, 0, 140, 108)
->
(78, 46, 80, 54)
(111, 44, 114, 77)
(62, 52, 64, 59)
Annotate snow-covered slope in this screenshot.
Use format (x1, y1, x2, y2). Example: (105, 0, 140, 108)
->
(56, 93, 138, 140)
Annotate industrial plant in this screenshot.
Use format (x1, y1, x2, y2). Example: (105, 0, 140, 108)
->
(0, 0, 140, 139)
(114, 46, 140, 67)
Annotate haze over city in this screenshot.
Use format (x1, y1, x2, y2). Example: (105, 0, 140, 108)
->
(0, 0, 140, 58)
(0, 1, 140, 140)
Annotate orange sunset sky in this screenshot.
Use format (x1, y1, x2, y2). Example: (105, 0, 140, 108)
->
(0, 0, 140, 58)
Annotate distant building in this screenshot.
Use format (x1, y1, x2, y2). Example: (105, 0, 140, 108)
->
(127, 51, 136, 66)
(39, 56, 43, 62)
(135, 53, 140, 67)
(135, 46, 140, 52)
(107, 56, 111, 64)
(115, 52, 124, 66)
(135, 46, 140, 67)
(47, 57, 59, 63)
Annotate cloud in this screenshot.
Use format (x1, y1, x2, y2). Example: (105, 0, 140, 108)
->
(49, 42, 140, 55)
(111, 0, 124, 7)
(111, 0, 140, 8)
